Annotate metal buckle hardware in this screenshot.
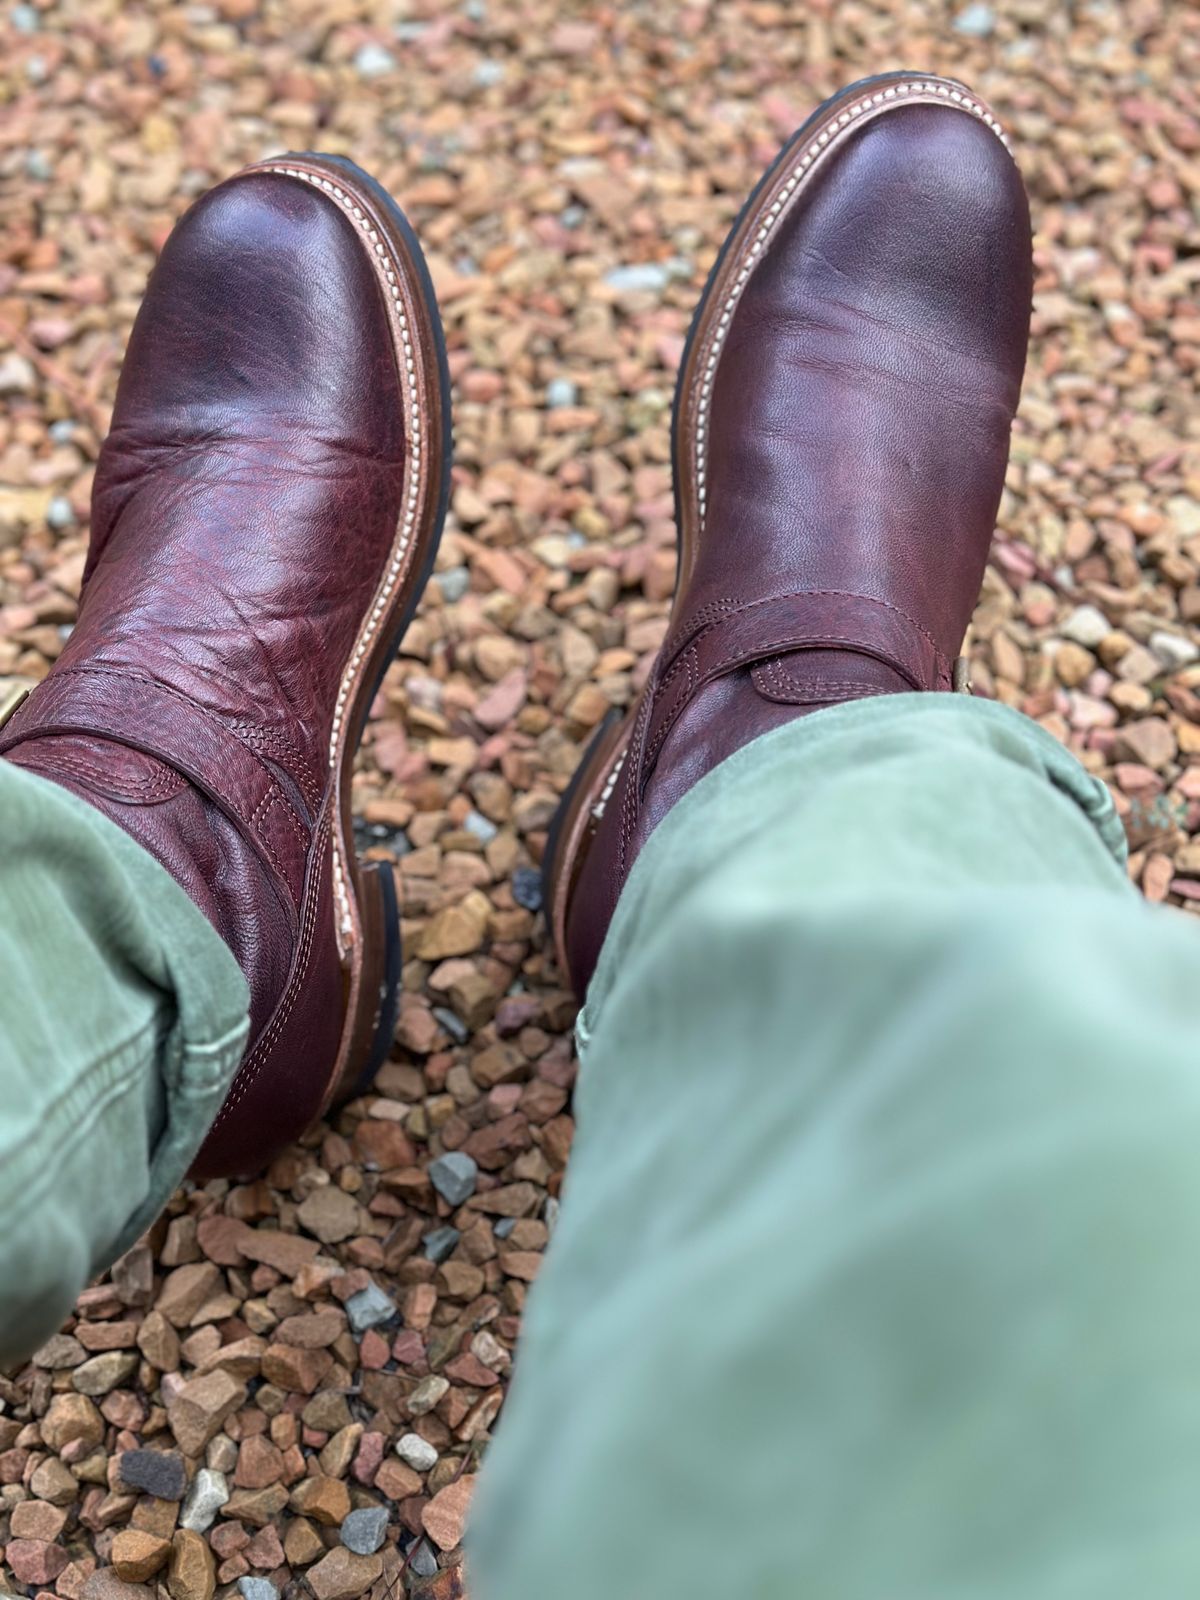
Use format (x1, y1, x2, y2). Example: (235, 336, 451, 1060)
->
(0, 682, 30, 729)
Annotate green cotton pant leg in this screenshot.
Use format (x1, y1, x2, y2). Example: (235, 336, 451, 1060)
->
(470, 694, 1200, 1599)
(0, 758, 249, 1367)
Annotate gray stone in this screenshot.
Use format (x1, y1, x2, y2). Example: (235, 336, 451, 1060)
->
(395, 1433, 438, 1473)
(473, 59, 505, 87)
(602, 263, 669, 294)
(1150, 630, 1199, 670)
(345, 1281, 396, 1335)
(179, 1467, 229, 1533)
(238, 1580, 277, 1600)
(354, 43, 395, 76)
(493, 1217, 515, 1239)
(953, 1, 995, 33)
(1062, 604, 1110, 647)
(117, 1448, 188, 1501)
(463, 809, 497, 844)
(421, 1226, 460, 1265)
(47, 495, 75, 529)
(340, 1505, 390, 1555)
(406, 1376, 449, 1417)
(434, 566, 470, 603)
(407, 1539, 438, 1579)
(72, 1350, 138, 1395)
(32, 1332, 85, 1369)
(511, 866, 542, 912)
(354, 818, 410, 857)
(545, 378, 578, 409)
(427, 1151, 478, 1207)
(432, 1006, 469, 1045)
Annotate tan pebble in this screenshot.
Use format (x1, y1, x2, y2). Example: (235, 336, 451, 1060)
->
(40, 1393, 104, 1453)
(10, 1500, 69, 1540)
(289, 1474, 351, 1526)
(111, 1530, 171, 1582)
(283, 1515, 327, 1567)
(421, 1475, 476, 1552)
(306, 1548, 383, 1600)
(165, 1371, 247, 1458)
(156, 1263, 221, 1327)
(167, 1529, 215, 1600)
(261, 1343, 334, 1394)
(136, 1311, 181, 1372)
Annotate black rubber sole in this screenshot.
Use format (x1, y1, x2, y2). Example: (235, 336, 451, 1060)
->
(292, 150, 454, 1095)
(352, 860, 403, 1097)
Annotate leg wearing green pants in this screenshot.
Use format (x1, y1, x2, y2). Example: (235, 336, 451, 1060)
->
(470, 696, 1200, 1597)
(0, 761, 248, 1366)
(6, 696, 1200, 1595)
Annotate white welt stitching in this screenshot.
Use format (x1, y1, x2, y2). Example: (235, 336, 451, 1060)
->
(693, 78, 1013, 531)
(264, 163, 424, 955)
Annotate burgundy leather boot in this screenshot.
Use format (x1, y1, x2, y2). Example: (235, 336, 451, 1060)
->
(545, 71, 1032, 997)
(0, 156, 451, 1176)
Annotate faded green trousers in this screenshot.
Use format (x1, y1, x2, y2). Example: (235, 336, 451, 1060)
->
(6, 697, 1200, 1595)
(0, 764, 249, 1363)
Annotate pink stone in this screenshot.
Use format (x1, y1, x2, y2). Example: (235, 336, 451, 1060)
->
(210, 1523, 249, 1559)
(474, 670, 528, 733)
(352, 1432, 385, 1486)
(494, 996, 541, 1036)
(244, 1525, 285, 1569)
(6, 1538, 70, 1585)
(358, 1330, 390, 1371)
(391, 1330, 425, 1366)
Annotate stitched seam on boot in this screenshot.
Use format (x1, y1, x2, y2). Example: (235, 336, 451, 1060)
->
(14, 749, 186, 802)
(262, 161, 429, 952)
(618, 689, 657, 879)
(249, 785, 308, 851)
(228, 720, 324, 811)
(209, 814, 331, 1130)
(662, 588, 946, 677)
(756, 670, 898, 704)
(756, 657, 924, 700)
(688, 79, 1012, 535)
(646, 627, 926, 772)
(14, 663, 312, 881)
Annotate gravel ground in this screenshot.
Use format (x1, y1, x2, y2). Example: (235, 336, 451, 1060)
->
(1, 0, 1198, 1596)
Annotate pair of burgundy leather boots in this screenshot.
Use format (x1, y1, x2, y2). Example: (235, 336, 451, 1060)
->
(0, 73, 1031, 1177)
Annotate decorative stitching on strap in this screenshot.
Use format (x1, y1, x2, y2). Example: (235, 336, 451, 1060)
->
(661, 588, 947, 682)
(639, 590, 951, 784)
(16, 748, 186, 803)
(754, 657, 904, 704)
(229, 719, 323, 814)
